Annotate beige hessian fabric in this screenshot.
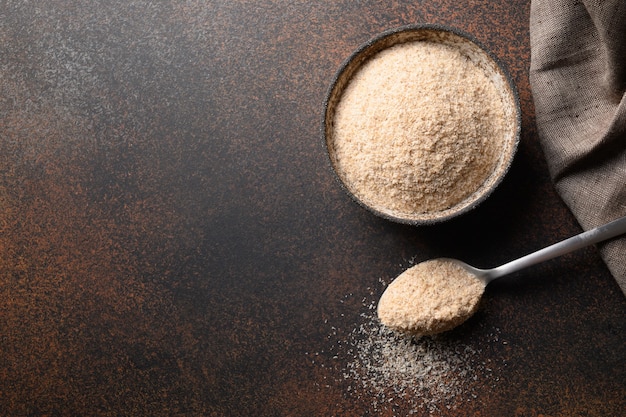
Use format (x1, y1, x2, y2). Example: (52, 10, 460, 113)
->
(530, 0, 626, 295)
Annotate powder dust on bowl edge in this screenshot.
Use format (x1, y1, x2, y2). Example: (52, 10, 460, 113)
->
(323, 24, 521, 225)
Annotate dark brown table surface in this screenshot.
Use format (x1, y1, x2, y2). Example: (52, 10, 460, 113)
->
(1, 1, 624, 416)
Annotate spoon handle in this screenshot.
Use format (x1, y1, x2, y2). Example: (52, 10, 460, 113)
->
(489, 214, 626, 280)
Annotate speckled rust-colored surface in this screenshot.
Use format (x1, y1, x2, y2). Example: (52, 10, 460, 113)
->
(0, 1, 624, 416)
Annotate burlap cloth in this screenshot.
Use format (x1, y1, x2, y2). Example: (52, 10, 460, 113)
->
(529, 0, 626, 296)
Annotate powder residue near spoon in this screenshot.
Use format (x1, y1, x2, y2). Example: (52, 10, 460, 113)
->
(377, 259, 486, 336)
(319, 287, 504, 414)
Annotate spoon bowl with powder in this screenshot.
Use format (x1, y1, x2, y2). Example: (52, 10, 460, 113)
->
(378, 214, 626, 336)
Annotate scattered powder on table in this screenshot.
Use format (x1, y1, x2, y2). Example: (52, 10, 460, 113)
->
(377, 259, 486, 336)
(320, 287, 503, 415)
(331, 40, 509, 219)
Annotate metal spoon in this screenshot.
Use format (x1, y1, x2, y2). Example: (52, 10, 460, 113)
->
(377, 214, 626, 336)
(456, 214, 626, 286)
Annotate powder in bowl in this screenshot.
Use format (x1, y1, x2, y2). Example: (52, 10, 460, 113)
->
(324, 25, 520, 224)
(377, 259, 486, 336)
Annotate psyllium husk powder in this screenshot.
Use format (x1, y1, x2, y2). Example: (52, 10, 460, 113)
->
(330, 38, 512, 221)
